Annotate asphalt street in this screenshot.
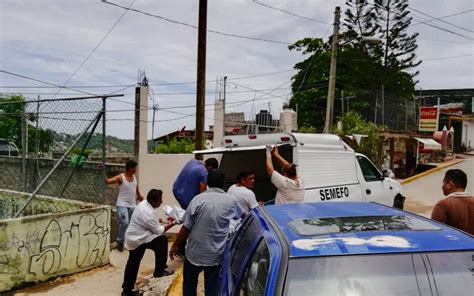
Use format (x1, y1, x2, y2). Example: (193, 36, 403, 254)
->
(403, 156, 473, 217)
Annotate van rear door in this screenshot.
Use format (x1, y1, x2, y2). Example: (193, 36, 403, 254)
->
(195, 145, 294, 202)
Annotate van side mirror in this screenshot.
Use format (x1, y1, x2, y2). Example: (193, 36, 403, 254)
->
(382, 170, 390, 179)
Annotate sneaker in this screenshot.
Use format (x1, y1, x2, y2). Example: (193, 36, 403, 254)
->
(117, 243, 124, 252)
(154, 269, 175, 278)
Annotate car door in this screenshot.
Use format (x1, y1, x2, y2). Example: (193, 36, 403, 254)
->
(356, 155, 388, 204)
(220, 215, 263, 296)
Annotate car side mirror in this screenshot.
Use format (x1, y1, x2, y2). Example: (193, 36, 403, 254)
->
(382, 170, 390, 178)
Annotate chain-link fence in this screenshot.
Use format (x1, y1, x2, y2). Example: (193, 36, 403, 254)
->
(0, 95, 122, 218)
(338, 89, 417, 132)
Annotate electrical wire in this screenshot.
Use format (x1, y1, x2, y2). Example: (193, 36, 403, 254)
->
(367, 2, 474, 40)
(0, 69, 96, 96)
(0, 69, 295, 89)
(422, 53, 474, 61)
(408, 7, 474, 34)
(252, 0, 330, 24)
(101, 0, 291, 45)
(51, 0, 137, 99)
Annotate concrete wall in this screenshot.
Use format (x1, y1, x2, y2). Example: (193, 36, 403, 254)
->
(0, 203, 110, 292)
(461, 121, 474, 149)
(136, 86, 194, 209)
(138, 154, 193, 208)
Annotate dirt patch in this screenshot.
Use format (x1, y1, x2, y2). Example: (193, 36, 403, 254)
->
(12, 264, 114, 295)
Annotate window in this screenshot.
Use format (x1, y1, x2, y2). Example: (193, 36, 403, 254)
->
(239, 239, 270, 296)
(357, 155, 382, 182)
(230, 216, 261, 285)
(284, 254, 431, 296)
(289, 215, 440, 236)
(427, 251, 474, 295)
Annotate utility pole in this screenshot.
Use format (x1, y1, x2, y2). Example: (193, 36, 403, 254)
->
(341, 90, 344, 115)
(382, 84, 385, 127)
(323, 6, 341, 134)
(195, 0, 208, 159)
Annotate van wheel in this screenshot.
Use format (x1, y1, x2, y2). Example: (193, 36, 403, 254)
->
(393, 194, 406, 210)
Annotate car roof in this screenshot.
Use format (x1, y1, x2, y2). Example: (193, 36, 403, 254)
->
(261, 202, 474, 258)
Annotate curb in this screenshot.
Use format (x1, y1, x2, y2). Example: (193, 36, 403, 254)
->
(167, 266, 183, 296)
(400, 159, 465, 185)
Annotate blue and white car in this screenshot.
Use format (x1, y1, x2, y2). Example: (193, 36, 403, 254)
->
(220, 202, 474, 296)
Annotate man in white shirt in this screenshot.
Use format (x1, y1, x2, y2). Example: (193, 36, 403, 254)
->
(227, 169, 259, 213)
(266, 146, 305, 204)
(106, 160, 144, 251)
(121, 189, 175, 296)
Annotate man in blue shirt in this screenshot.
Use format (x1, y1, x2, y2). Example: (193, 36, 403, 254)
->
(170, 169, 243, 296)
(172, 157, 218, 257)
(173, 157, 218, 209)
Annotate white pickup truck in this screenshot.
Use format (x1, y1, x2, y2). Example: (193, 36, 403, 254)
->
(195, 133, 405, 208)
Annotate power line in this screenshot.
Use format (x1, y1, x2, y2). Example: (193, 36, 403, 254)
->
(423, 53, 474, 61)
(252, 0, 330, 24)
(0, 69, 96, 96)
(51, 0, 137, 99)
(101, 0, 291, 45)
(342, 52, 474, 62)
(0, 69, 295, 89)
(0, 86, 295, 96)
(409, 7, 474, 34)
(368, 2, 474, 40)
(418, 37, 473, 44)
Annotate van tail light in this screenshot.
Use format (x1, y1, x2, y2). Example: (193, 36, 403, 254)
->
(248, 135, 257, 140)
(224, 139, 232, 144)
(281, 137, 290, 142)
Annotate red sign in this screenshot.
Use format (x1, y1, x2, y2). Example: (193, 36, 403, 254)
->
(420, 107, 438, 119)
(419, 107, 438, 132)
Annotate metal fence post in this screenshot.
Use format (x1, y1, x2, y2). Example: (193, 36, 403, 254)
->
(21, 101, 27, 192)
(102, 96, 107, 204)
(14, 111, 103, 218)
(58, 112, 103, 199)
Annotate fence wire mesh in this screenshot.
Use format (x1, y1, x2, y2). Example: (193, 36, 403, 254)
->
(337, 89, 417, 132)
(0, 95, 113, 218)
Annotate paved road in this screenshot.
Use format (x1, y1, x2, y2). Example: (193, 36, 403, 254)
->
(403, 156, 473, 217)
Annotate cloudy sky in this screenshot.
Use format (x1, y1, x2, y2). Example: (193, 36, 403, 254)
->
(1, 0, 473, 139)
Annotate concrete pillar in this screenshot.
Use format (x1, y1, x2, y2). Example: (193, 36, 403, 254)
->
(213, 99, 224, 147)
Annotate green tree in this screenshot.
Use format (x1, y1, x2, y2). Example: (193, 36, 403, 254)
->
(288, 37, 385, 130)
(154, 138, 194, 154)
(288, 0, 419, 131)
(335, 111, 383, 163)
(0, 95, 54, 152)
(0, 95, 24, 146)
(373, 0, 421, 72)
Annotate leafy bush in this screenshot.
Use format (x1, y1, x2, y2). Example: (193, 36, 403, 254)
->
(155, 138, 194, 154)
(335, 111, 383, 163)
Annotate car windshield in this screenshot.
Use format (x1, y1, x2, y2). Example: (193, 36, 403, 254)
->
(284, 251, 474, 296)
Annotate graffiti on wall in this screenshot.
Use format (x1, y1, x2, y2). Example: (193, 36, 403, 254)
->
(0, 208, 110, 286)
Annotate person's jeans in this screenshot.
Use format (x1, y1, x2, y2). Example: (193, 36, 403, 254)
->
(183, 259, 220, 296)
(122, 235, 168, 292)
(116, 206, 134, 245)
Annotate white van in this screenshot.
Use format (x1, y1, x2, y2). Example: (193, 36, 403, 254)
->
(195, 133, 404, 208)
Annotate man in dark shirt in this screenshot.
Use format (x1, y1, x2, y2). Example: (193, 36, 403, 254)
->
(172, 157, 218, 258)
(431, 169, 474, 235)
